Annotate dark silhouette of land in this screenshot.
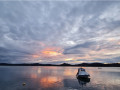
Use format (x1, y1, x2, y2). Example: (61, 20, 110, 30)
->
(0, 63, 120, 67)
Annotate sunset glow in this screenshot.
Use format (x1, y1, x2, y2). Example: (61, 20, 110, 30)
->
(41, 47, 63, 57)
(42, 51, 62, 56)
(0, 1, 120, 64)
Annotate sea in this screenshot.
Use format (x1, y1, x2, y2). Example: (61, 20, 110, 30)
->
(0, 66, 120, 90)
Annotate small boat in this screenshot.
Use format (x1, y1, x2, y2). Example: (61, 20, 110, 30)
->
(76, 68, 90, 79)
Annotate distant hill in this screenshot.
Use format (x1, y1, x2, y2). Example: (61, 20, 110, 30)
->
(75, 63, 120, 67)
(60, 63, 71, 66)
(0, 63, 120, 67)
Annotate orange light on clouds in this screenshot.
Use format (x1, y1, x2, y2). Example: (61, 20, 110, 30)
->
(41, 47, 63, 56)
(32, 55, 39, 58)
(64, 58, 74, 61)
(118, 41, 120, 45)
(42, 51, 62, 56)
(32, 47, 63, 59)
(107, 38, 115, 42)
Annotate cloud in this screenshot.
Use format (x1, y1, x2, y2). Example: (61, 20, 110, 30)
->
(0, 1, 120, 63)
(63, 41, 95, 54)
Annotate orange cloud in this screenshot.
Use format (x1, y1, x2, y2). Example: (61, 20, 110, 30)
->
(42, 51, 62, 56)
(41, 47, 63, 56)
(64, 58, 74, 61)
(31, 47, 63, 59)
(118, 41, 120, 45)
(32, 55, 39, 58)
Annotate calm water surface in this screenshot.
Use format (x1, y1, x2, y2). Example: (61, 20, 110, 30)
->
(0, 66, 120, 90)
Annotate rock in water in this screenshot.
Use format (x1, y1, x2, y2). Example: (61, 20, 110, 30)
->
(22, 83, 26, 86)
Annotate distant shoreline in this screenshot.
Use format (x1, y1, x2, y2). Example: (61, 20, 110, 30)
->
(0, 65, 120, 67)
(0, 63, 120, 67)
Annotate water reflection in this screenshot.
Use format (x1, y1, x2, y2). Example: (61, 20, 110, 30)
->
(0, 66, 120, 90)
(40, 76, 63, 88)
(77, 78, 90, 87)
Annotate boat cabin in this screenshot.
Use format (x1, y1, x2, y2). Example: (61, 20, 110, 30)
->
(78, 68, 85, 72)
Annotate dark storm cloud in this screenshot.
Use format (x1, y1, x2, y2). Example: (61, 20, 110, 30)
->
(0, 1, 120, 63)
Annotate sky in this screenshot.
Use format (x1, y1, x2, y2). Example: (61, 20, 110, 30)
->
(0, 0, 120, 64)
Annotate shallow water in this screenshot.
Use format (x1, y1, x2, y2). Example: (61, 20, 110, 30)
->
(0, 66, 120, 90)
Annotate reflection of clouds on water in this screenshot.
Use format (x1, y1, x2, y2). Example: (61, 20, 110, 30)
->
(40, 76, 63, 88)
(85, 67, 120, 89)
(37, 68, 41, 74)
(29, 66, 79, 89)
(0, 67, 120, 90)
(64, 68, 77, 77)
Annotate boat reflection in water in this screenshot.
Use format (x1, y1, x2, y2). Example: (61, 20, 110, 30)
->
(77, 77, 90, 87)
